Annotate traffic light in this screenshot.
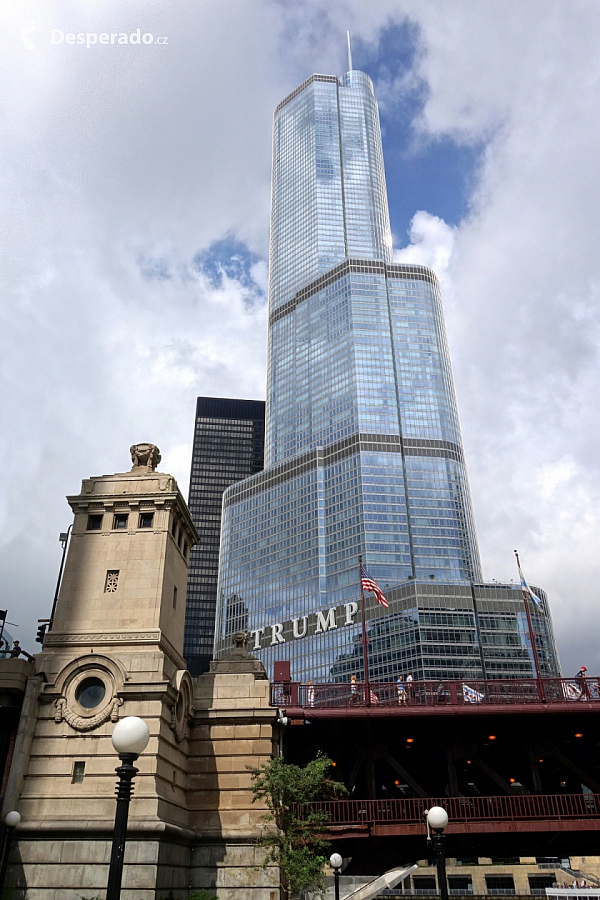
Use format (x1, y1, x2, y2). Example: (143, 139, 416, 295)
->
(36, 620, 50, 644)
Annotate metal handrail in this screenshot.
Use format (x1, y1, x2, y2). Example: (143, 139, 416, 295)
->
(294, 794, 600, 826)
(271, 677, 600, 710)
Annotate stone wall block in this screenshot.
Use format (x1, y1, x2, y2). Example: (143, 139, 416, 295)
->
(25, 862, 82, 888)
(233, 724, 262, 738)
(251, 739, 274, 754)
(215, 685, 252, 700)
(123, 840, 160, 865)
(211, 888, 279, 900)
(187, 810, 222, 830)
(209, 725, 236, 740)
(215, 809, 253, 829)
(213, 739, 255, 758)
(60, 839, 112, 864)
(189, 724, 211, 740)
(121, 862, 159, 889)
(218, 773, 252, 791)
(16, 840, 66, 864)
(214, 865, 277, 888)
(188, 756, 217, 774)
(251, 683, 270, 700)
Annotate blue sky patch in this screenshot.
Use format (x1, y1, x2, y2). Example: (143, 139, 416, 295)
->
(353, 22, 483, 246)
(194, 235, 264, 292)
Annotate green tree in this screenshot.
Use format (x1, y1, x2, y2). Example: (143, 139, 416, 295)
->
(248, 751, 347, 899)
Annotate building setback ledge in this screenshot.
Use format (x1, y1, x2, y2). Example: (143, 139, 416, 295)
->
(13, 818, 197, 843)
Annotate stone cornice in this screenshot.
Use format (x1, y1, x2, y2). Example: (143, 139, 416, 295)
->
(67, 485, 199, 547)
(191, 708, 278, 725)
(14, 819, 197, 843)
(44, 630, 162, 645)
(43, 630, 186, 670)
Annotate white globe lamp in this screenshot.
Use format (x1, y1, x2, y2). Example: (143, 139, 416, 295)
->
(111, 717, 150, 756)
(4, 811, 20, 828)
(427, 806, 448, 831)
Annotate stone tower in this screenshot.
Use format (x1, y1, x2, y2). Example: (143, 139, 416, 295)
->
(6, 445, 199, 898)
(2, 445, 279, 899)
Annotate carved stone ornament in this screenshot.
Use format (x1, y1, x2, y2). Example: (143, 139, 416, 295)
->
(170, 703, 189, 744)
(169, 670, 193, 743)
(45, 631, 161, 644)
(232, 630, 248, 650)
(208, 629, 267, 678)
(130, 443, 161, 471)
(54, 696, 123, 732)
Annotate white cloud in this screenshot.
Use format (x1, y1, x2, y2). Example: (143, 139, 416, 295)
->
(394, 210, 454, 286)
(398, 0, 600, 676)
(296, 0, 600, 673)
(3, 0, 600, 677)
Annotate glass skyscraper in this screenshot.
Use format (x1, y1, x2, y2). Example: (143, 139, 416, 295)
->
(185, 397, 265, 676)
(213, 70, 560, 682)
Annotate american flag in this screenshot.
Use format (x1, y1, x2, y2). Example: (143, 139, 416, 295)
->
(360, 564, 389, 609)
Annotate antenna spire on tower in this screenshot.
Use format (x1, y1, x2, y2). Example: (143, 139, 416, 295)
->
(346, 30, 353, 71)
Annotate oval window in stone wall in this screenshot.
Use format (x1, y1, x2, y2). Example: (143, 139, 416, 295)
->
(75, 676, 106, 709)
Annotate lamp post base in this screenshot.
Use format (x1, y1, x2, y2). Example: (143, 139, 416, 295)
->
(432, 831, 448, 900)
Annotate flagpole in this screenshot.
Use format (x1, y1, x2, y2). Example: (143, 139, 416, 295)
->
(359, 555, 371, 707)
(514, 550, 546, 703)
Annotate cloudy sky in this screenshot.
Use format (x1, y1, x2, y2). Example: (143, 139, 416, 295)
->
(2, 0, 599, 675)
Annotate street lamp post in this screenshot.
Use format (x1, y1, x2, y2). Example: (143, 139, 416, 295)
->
(49, 526, 72, 630)
(0, 811, 21, 895)
(330, 853, 342, 900)
(106, 716, 150, 900)
(426, 806, 449, 900)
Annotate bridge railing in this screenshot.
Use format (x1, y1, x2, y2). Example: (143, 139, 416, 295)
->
(270, 678, 600, 709)
(294, 794, 600, 827)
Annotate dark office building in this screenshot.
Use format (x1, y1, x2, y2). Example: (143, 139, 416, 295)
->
(184, 397, 265, 676)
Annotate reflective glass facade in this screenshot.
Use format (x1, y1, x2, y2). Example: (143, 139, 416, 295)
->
(214, 69, 560, 682)
(184, 397, 264, 676)
(329, 582, 560, 683)
(268, 73, 392, 314)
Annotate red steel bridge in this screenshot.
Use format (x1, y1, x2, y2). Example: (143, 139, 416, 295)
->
(271, 677, 600, 717)
(273, 677, 600, 860)
(295, 793, 600, 837)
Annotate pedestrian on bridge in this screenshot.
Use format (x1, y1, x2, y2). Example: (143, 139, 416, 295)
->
(397, 676, 407, 705)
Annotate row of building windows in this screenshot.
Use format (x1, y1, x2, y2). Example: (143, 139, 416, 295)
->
(87, 512, 154, 531)
(88, 511, 190, 561)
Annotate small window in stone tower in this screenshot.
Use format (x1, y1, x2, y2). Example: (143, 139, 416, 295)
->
(87, 514, 103, 531)
(72, 761, 86, 784)
(105, 570, 119, 592)
(113, 513, 128, 530)
(173, 585, 178, 609)
(139, 512, 154, 529)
